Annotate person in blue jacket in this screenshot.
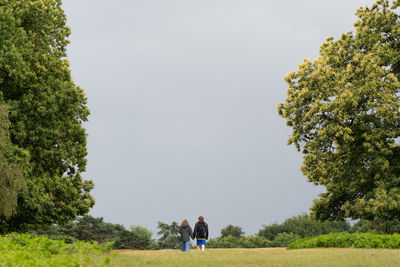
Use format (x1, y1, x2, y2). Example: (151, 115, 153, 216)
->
(192, 216, 208, 251)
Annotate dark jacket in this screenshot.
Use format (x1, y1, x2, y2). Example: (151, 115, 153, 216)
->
(193, 220, 208, 240)
(178, 225, 193, 242)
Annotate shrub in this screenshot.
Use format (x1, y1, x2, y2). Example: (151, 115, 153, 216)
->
(131, 226, 157, 249)
(0, 233, 111, 266)
(207, 235, 271, 248)
(288, 233, 400, 249)
(243, 235, 272, 248)
(272, 232, 300, 247)
(258, 214, 351, 241)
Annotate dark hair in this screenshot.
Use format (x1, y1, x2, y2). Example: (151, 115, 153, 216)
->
(181, 219, 189, 226)
(198, 216, 204, 221)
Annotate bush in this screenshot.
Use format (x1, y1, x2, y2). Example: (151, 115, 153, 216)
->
(288, 233, 400, 249)
(0, 233, 111, 266)
(244, 235, 273, 248)
(207, 235, 271, 248)
(258, 214, 351, 241)
(131, 226, 157, 249)
(272, 232, 300, 247)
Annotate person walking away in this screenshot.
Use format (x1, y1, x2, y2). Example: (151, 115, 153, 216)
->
(193, 216, 208, 251)
(178, 219, 193, 252)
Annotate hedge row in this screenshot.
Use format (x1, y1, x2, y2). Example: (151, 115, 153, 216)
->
(288, 232, 400, 249)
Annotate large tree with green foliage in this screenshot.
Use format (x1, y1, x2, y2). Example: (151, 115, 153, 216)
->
(0, 105, 27, 220)
(278, 0, 400, 221)
(0, 0, 93, 231)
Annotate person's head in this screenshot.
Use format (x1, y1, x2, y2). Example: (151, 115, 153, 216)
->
(181, 219, 189, 226)
(198, 216, 204, 221)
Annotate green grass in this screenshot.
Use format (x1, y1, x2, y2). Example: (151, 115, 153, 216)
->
(88, 248, 400, 267)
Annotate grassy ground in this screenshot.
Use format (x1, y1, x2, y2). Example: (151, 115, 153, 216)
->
(89, 248, 400, 267)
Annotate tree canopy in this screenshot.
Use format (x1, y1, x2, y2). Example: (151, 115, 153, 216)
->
(278, 0, 400, 221)
(220, 225, 245, 238)
(31, 215, 157, 250)
(258, 214, 350, 240)
(156, 221, 180, 249)
(0, 0, 93, 231)
(0, 105, 27, 220)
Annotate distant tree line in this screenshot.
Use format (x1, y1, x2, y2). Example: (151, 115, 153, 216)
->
(30, 216, 183, 250)
(206, 214, 348, 248)
(31, 214, 400, 249)
(207, 214, 400, 248)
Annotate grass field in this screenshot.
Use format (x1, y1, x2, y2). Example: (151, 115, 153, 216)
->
(89, 248, 400, 267)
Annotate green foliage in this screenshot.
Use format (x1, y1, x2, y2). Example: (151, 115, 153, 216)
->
(271, 232, 300, 247)
(206, 224, 250, 248)
(258, 214, 351, 241)
(288, 232, 400, 249)
(157, 221, 180, 249)
(31, 215, 156, 250)
(278, 0, 400, 221)
(243, 235, 273, 248)
(220, 225, 245, 238)
(207, 235, 272, 248)
(352, 219, 400, 234)
(0, 105, 27, 219)
(0, 0, 93, 231)
(0, 232, 111, 266)
(207, 236, 245, 248)
(257, 223, 283, 241)
(130, 225, 157, 250)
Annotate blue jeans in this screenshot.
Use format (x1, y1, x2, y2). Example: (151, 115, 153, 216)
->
(181, 241, 190, 251)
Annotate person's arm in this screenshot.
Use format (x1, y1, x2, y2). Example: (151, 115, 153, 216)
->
(205, 223, 209, 240)
(178, 226, 183, 235)
(189, 226, 193, 239)
(192, 224, 197, 239)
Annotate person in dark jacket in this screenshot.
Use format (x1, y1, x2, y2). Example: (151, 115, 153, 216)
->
(193, 216, 208, 251)
(178, 219, 193, 252)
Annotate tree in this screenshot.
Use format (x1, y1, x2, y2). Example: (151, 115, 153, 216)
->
(278, 0, 400, 221)
(130, 226, 156, 250)
(271, 232, 300, 247)
(157, 221, 180, 249)
(220, 225, 245, 238)
(31, 215, 157, 249)
(0, 105, 27, 220)
(0, 0, 93, 231)
(258, 214, 350, 241)
(257, 223, 285, 241)
(352, 219, 400, 234)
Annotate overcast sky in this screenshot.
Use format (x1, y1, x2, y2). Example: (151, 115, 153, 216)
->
(62, 0, 376, 237)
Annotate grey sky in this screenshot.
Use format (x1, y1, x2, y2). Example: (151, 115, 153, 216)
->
(62, 0, 376, 237)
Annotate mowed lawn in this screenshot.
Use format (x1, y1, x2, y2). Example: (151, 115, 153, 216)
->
(90, 248, 400, 267)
